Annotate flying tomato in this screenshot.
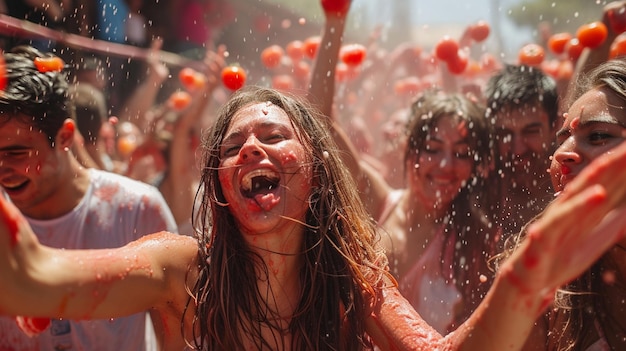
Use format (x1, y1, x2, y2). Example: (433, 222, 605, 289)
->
(435, 36, 460, 62)
(167, 91, 192, 111)
(547, 32, 572, 55)
(303, 36, 321, 60)
(221, 65, 247, 90)
(576, 21, 608, 49)
(178, 67, 206, 91)
(340, 43, 367, 66)
(260, 45, 285, 69)
(469, 21, 490, 42)
(518, 43, 545, 66)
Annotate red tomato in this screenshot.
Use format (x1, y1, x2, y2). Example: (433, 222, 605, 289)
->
(178, 67, 206, 91)
(469, 21, 490, 42)
(480, 52, 500, 72)
(547, 32, 572, 55)
(610, 34, 626, 59)
(556, 60, 573, 81)
(33, 56, 65, 73)
(286, 40, 305, 61)
(540, 59, 560, 78)
(518, 43, 545, 66)
(608, 6, 626, 34)
(293, 60, 310, 80)
(260, 45, 284, 69)
(320, 0, 351, 16)
(271, 74, 295, 91)
(335, 62, 359, 82)
(15, 317, 51, 336)
(393, 77, 421, 96)
(221, 65, 247, 90)
(340, 43, 367, 66)
(446, 50, 468, 74)
(435, 36, 459, 62)
(566, 38, 584, 61)
(465, 60, 482, 76)
(576, 21, 608, 49)
(303, 36, 321, 59)
(167, 91, 192, 111)
(0, 54, 6, 91)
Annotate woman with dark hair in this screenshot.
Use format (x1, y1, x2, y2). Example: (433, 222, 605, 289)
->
(308, 1, 498, 334)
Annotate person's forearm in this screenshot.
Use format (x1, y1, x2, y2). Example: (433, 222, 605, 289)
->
(445, 263, 547, 351)
(307, 15, 346, 119)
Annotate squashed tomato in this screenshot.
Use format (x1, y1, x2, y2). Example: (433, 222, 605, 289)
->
(221, 65, 247, 90)
(518, 43, 545, 66)
(33, 56, 65, 73)
(547, 32, 572, 55)
(340, 43, 366, 66)
(469, 21, 490, 42)
(576, 21, 608, 49)
(260, 45, 284, 69)
(435, 36, 459, 62)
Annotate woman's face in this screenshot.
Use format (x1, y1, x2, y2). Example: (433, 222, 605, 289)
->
(408, 115, 473, 210)
(218, 102, 313, 236)
(550, 87, 626, 193)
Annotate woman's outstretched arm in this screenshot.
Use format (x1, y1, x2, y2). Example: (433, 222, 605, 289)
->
(0, 193, 198, 321)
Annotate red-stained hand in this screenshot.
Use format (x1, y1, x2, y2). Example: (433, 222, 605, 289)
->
(505, 140, 626, 317)
(145, 38, 170, 84)
(202, 45, 227, 91)
(605, 1, 626, 34)
(320, 0, 351, 17)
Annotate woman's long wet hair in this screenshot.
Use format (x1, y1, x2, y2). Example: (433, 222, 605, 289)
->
(404, 88, 499, 332)
(494, 58, 626, 351)
(184, 86, 390, 350)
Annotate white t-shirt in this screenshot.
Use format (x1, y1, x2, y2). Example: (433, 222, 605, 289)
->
(0, 169, 178, 351)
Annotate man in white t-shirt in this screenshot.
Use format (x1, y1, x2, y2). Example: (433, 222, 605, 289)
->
(0, 46, 178, 350)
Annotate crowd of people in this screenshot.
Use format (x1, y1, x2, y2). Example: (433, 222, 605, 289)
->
(1, 0, 626, 351)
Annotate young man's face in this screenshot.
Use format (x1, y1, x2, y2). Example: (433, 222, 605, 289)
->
(0, 116, 66, 216)
(494, 104, 555, 190)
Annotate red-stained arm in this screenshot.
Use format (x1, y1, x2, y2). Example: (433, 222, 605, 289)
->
(366, 141, 626, 350)
(307, 1, 393, 218)
(0, 192, 197, 321)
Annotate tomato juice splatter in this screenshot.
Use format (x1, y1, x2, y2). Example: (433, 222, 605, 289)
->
(94, 183, 120, 203)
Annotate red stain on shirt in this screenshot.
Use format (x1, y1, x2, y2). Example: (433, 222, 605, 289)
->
(94, 183, 120, 203)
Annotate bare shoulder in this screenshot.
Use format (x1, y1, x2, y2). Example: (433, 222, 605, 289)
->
(127, 231, 198, 270)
